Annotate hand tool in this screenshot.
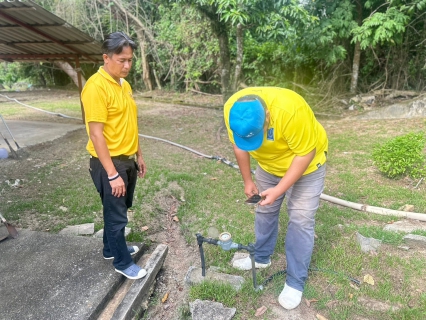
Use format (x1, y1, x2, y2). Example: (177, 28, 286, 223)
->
(0, 131, 18, 159)
(0, 115, 20, 149)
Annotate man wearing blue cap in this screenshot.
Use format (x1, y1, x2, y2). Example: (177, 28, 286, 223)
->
(224, 87, 328, 310)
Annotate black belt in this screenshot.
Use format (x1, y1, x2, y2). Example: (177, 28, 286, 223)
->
(90, 154, 136, 161)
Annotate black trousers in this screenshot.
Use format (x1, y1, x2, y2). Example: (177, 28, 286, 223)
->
(89, 157, 138, 270)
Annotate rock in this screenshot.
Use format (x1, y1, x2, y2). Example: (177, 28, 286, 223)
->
(356, 232, 382, 252)
(189, 299, 236, 320)
(383, 220, 426, 233)
(360, 95, 375, 105)
(185, 266, 245, 291)
(403, 234, 426, 249)
(59, 223, 94, 236)
(93, 227, 131, 238)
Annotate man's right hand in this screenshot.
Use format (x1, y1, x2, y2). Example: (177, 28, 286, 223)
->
(110, 176, 126, 197)
(244, 180, 258, 199)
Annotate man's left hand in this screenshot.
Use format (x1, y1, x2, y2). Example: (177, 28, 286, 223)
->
(137, 157, 146, 178)
(259, 188, 280, 206)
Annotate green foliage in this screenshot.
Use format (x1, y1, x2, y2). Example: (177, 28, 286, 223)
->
(372, 132, 426, 179)
(154, 4, 220, 91)
(0, 62, 66, 89)
(0, 62, 19, 87)
(352, 7, 409, 49)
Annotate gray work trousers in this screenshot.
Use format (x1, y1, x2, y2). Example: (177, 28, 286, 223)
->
(254, 164, 326, 291)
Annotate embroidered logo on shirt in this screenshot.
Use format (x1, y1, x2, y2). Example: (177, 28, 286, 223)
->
(267, 128, 274, 141)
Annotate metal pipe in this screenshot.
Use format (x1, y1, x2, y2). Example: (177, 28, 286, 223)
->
(195, 232, 261, 290)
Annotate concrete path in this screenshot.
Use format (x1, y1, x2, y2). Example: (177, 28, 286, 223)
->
(0, 120, 83, 151)
(0, 228, 167, 320)
(0, 229, 137, 319)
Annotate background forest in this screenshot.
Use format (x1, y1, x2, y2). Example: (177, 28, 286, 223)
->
(1, 0, 426, 105)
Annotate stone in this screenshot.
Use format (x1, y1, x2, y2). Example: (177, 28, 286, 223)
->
(93, 227, 131, 238)
(403, 234, 426, 249)
(58, 223, 94, 235)
(383, 220, 426, 233)
(185, 266, 245, 291)
(189, 299, 236, 320)
(356, 232, 382, 252)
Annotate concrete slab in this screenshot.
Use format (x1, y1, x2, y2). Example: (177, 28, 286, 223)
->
(185, 266, 245, 291)
(190, 299, 236, 320)
(0, 120, 83, 150)
(0, 229, 146, 320)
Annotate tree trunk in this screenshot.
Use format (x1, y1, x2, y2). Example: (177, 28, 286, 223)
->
(232, 23, 243, 91)
(54, 61, 86, 88)
(197, 5, 232, 103)
(135, 30, 153, 91)
(350, 41, 361, 94)
(350, 0, 363, 94)
(213, 21, 231, 103)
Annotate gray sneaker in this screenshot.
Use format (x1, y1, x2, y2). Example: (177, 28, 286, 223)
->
(103, 245, 139, 260)
(115, 263, 147, 280)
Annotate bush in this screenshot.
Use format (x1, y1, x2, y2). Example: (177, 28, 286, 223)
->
(372, 132, 426, 179)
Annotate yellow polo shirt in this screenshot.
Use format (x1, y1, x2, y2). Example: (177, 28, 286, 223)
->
(81, 67, 139, 157)
(224, 87, 328, 176)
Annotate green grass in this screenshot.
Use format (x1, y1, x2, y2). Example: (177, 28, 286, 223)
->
(2, 91, 426, 319)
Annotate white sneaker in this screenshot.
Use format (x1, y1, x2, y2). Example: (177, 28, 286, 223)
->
(232, 256, 271, 271)
(278, 283, 303, 310)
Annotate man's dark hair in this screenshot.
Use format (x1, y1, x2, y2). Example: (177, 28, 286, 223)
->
(102, 32, 137, 56)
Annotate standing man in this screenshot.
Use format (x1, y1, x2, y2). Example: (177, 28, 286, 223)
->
(224, 87, 328, 310)
(81, 32, 147, 280)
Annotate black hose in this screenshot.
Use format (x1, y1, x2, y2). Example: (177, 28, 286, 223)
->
(261, 267, 361, 287)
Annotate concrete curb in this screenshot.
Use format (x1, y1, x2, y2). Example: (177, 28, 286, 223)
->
(112, 244, 169, 320)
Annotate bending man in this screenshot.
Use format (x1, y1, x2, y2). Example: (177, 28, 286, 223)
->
(224, 87, 328, 309)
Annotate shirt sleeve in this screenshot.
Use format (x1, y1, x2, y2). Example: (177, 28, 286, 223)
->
(81, 81, 108, 123)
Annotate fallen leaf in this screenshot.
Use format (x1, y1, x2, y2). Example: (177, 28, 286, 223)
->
(363, 274, 375, 285)
(210, 177, 217, 180)
(305, 298, 310, 307)
(255, 306, 267, 317)
(306, 298, 318, 307)
(172, 216, 179, 222)
(348, 293, 353, 299)
(141, 226, 149, 232)
(316, 314, 328, 320)
(161, 292, 169, 303)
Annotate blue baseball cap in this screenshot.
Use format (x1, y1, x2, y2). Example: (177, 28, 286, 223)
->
(229, 98, 266, 151)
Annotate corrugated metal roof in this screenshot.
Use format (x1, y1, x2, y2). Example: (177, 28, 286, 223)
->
(0, 0, 102, 63)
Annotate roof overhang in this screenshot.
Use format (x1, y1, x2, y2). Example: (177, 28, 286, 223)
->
(0, 0, 102, 63)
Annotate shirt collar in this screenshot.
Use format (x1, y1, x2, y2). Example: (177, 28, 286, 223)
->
(98, 66, 122, 85)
